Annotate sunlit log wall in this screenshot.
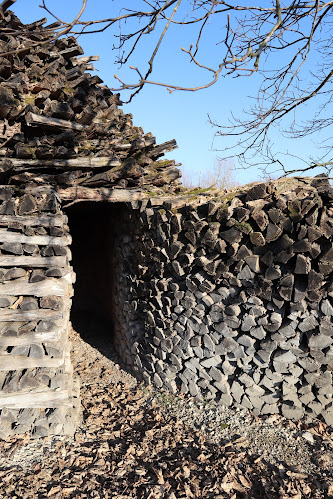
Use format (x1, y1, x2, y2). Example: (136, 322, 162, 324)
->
(0, 186, 79, 438)
(112, 178, 333, 426)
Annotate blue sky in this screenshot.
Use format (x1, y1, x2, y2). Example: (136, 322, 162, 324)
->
(13, 0, 327, 185)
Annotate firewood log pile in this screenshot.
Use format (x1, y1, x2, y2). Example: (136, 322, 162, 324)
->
(0, 6, 181, 194)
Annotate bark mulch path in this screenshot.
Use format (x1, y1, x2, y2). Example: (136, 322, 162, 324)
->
(0, 327, 332, 498)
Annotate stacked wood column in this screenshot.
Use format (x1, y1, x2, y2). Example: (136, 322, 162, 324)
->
(0, 187, 78, 438)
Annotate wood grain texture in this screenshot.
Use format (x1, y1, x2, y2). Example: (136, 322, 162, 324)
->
(0, 229, 71, 246)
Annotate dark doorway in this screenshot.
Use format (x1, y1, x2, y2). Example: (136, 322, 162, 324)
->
(65, 202, 120, 347)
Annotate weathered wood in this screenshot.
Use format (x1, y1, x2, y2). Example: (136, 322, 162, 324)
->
(0, 307, 63, 321)
(57, 186, 143, 203)
(0, 277, 71, 297)
(25, 112, 86, 131)
(0, 328, 62, 346)
(0, 354, 65, 371)
(0, 229, 71, 246)
(73, 55, 100, 65)
(0, 255, 68, 268)
(5, 156, 122, 170)
(0, 389, 72, 408)
(0, 214, 67, 227)
(150, 139, 178, 157)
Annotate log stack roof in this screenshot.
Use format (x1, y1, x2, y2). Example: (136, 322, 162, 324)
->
(0, 5, 182, 199)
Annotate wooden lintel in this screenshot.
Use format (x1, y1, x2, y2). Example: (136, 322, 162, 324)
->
(57, 186, 143, 203)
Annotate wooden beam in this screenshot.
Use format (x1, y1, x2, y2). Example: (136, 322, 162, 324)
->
(0, 229, 71, 246)
(25, 112, 87, 132)
(0, 307, 63, 322)
(0, 255, 68, 268)
(0, 389, 72, 408)
(0, 354, 65, 371)
(5, 156, 122, 170)
(58, 186, 143, 203)
(0, 277, 71, 297)
(0, 214, 67, 227)
(0, 328, 62, 346)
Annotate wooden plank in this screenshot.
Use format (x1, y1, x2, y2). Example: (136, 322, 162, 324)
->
(0, 255, 68, 268)
(6, 156, 121, 169)
(0, 277, 71, 297)
(0, 229, 71, 246)
(0, 328, 62, 346)
(0, 307, 63, 321)
(0, 214, 67, 227)
(25, 112, 86, 132)
(57, 186, 143, 203)
(0, 355, 65, 370)
(0, 389, 72, 408)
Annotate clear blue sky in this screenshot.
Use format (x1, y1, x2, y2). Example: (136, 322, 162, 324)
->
(13, 0, 326, 185)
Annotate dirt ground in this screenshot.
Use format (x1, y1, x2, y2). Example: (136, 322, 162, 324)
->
(0, 326, 333, 498)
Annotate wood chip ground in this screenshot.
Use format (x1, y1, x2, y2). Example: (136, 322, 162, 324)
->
(0, 327, 332, 498)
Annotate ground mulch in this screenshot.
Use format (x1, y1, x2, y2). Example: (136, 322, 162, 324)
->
(0, 328, 332, 498)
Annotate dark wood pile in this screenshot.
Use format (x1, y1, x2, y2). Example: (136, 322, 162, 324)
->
(0, 4, 181, 196)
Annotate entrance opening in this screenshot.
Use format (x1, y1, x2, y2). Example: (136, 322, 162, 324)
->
(65, 202, 121, 348)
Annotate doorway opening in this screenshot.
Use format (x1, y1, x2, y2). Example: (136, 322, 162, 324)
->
(65, 202, 121, 349)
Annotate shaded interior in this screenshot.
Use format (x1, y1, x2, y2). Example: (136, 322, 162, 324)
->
(65, 202, 120, 342)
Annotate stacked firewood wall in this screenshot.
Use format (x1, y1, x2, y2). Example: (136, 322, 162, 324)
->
(0, 8, 181, 195)
(0, 185, 78, 438)
(111, 178, 333, 425)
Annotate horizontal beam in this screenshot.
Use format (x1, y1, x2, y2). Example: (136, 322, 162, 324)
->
(58, 186, 143, 203)
(0, 229, 71, 246)
(0, 214, 67, 227)
(0, 255, 68, 268)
